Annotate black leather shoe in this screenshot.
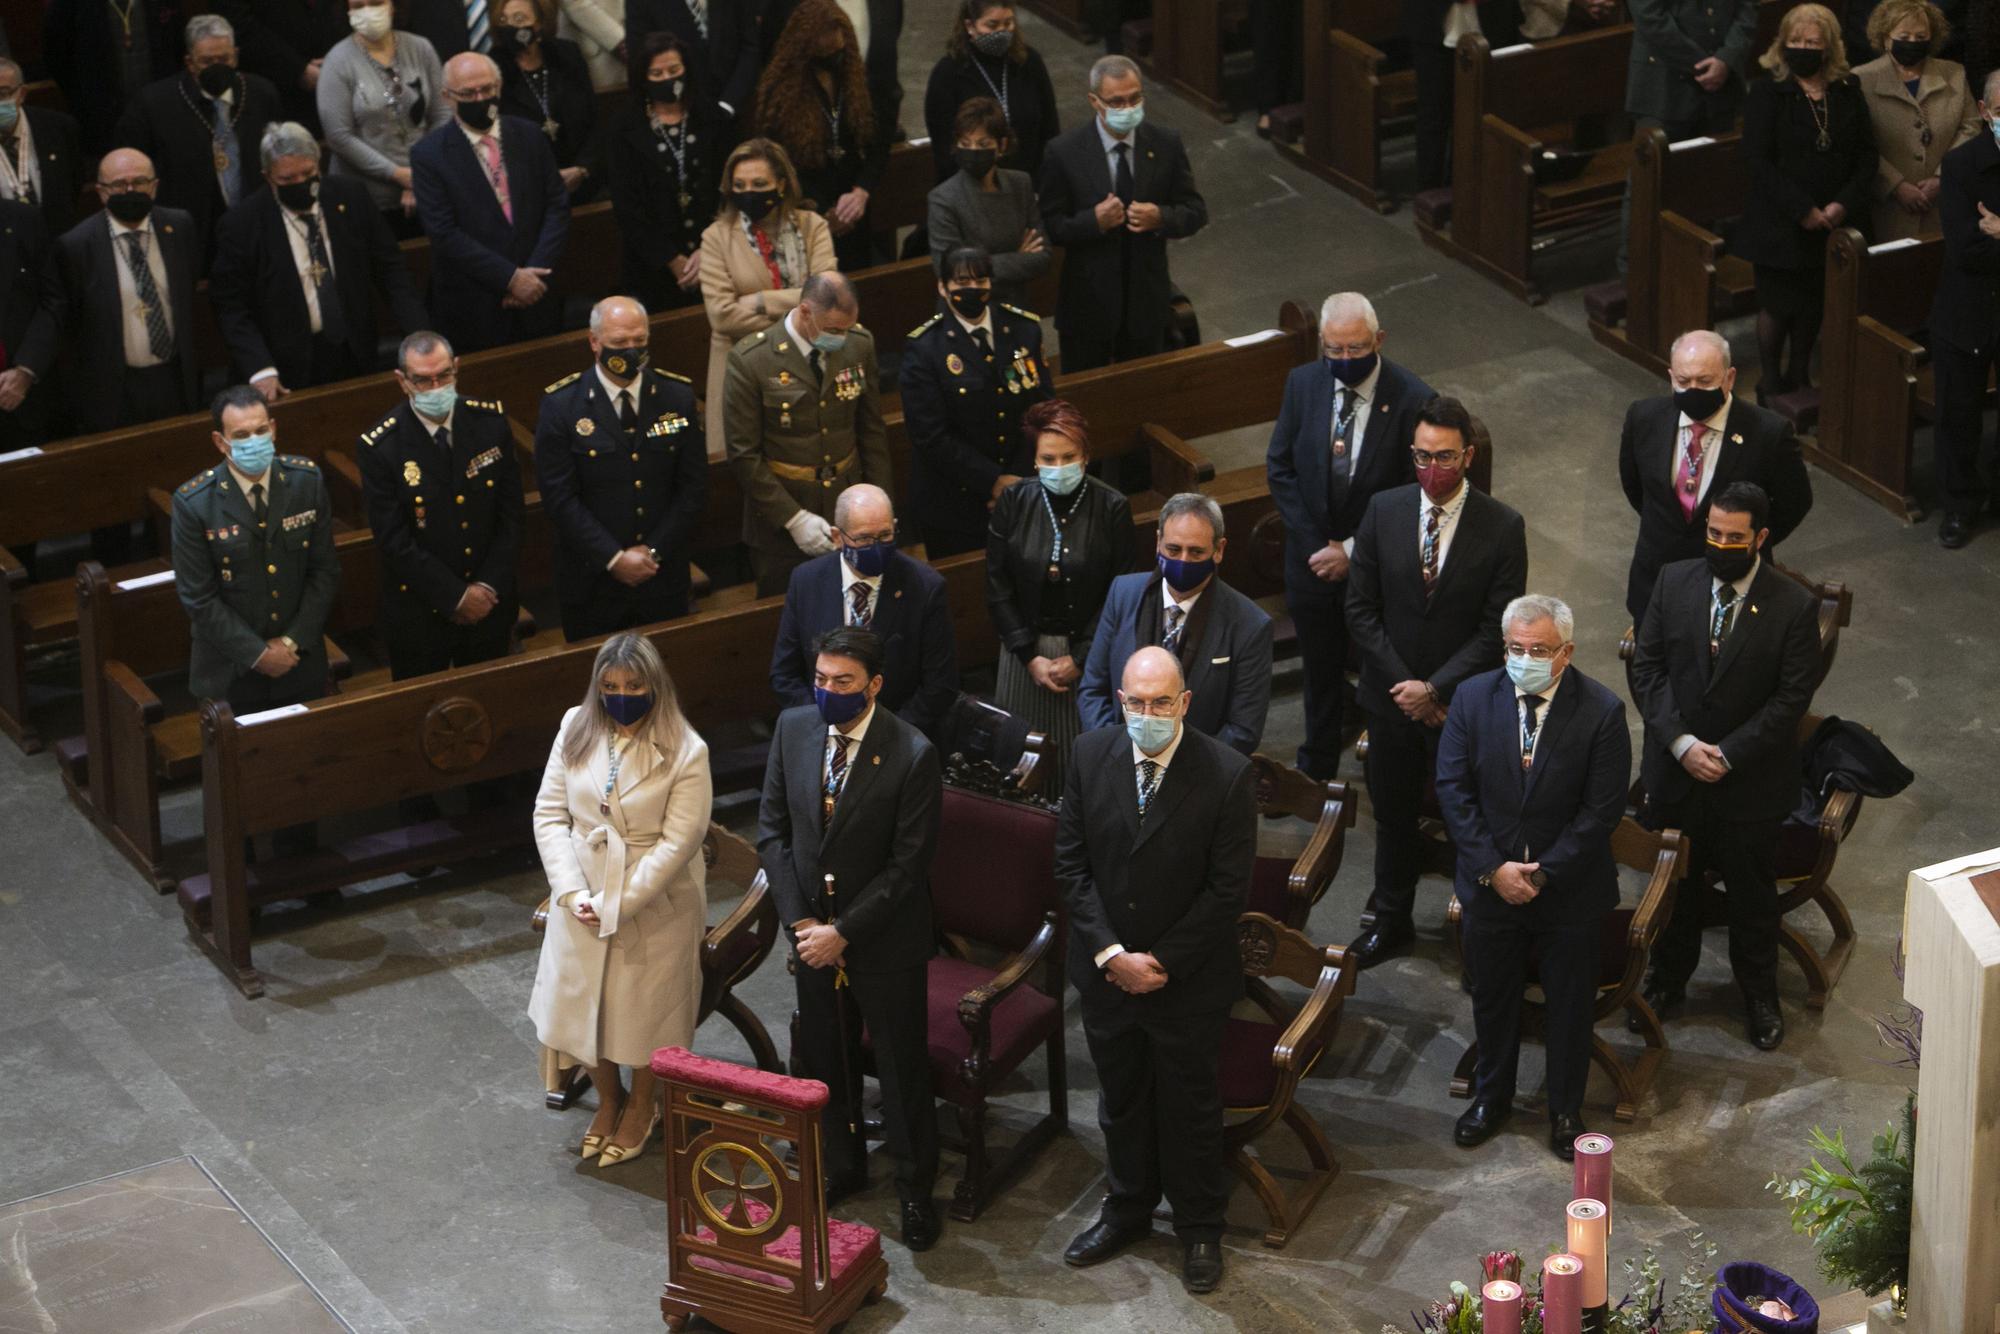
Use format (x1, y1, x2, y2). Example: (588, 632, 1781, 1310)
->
(900, 1198, 941, 1252)
(1346, 923, 1415, 971)
(1747, 998, 1785, 1051)
(1627, 983, 1685, 1033)
(1182, 1240, 1224, 1294)
(1550, 1112, 1587, 1162)
(824, 1171, 868, 1206)
(1453, 1100, 1512, 1147)
(1940, 511, 1972, 549)
(1063, 1219, 1149, 1267)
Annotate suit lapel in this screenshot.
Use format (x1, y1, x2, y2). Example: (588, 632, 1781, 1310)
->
(1522, 672, 1581, 796)
(1132, 734, 1196, 851)
(448, 128, 511, 231)
(1426, 490, 1478, 605)
(583, 374, 633, 441)
(1081, 123, 1114, 200)
(788, 713, 827, 876)
(1707, 564, 1771, 689)
(822, 710, 885, 846)
(869, 559, 904, 637)
(263, 195, 313, 325)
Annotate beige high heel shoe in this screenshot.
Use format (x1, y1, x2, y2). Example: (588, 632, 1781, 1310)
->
(597, 1111, 661, 1167)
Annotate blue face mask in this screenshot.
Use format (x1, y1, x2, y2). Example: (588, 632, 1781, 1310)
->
(1991, 117, 2000, 149)
(815, 684, 870, 726)
(0, 102, 18, 133)
(841, 537, 895, 578)
(811, 329, 849, 354)
(1039, 462, 1084, 495)
(229, 432, 275, 477)
(1326, 351, 1378, 387)
(1125, 709, 1176, 755)
(601, 691, 653, 726)
(1102, 104, 1144, 136)
(1158, 552, 1215, 594)
(411, 385, 458, 420)
(1505, 653, 1557, 695)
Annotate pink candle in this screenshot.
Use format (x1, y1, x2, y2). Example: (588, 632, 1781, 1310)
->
(1573, 1133, 1614, 1234)
(1542, 1253, 1585, 1334)
(1565, 1198, 1610, 1307)
(1482, 1279, 1524, 1334)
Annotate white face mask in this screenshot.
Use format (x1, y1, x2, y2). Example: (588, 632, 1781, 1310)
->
(349, 4, 393, 40)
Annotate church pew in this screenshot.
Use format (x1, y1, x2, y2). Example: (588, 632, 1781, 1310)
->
(867, 140, 936, 257)
(1276, 0, 1416, 213)
(1137, 0, 1248, 121)
(1014, 0, 1093, 40)
(1808, 229, 1946, 520)
(1588, 129, 1752, 377)
(1416, 26, 1636, 304)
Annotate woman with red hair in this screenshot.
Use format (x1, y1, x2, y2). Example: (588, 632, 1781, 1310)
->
(985, 399, 1134, 788)
(753, 0, 886, 272)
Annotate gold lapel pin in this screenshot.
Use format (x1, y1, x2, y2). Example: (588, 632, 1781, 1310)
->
(1750, 604, 1759, 614)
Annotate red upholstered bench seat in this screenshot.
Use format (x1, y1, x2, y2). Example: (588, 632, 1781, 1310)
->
(690, 1203, 882, 1291)
(918, 956, 1061, 1105)
(652, 1046, 827, 1112)
(1220, 1017, 1326, 1112)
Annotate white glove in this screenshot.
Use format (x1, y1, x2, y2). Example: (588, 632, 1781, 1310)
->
(785, 510, 837, 556)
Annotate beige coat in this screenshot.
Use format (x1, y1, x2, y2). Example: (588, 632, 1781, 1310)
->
(699, 210, 836, 457)
(557, 0, 627, 90)
(529, 707, 712, 1069)
(1856, 54, 1981, 242)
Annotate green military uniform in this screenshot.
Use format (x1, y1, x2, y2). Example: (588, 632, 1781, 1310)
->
(723, 316, 893, 595)
(170, 454, 341, 707)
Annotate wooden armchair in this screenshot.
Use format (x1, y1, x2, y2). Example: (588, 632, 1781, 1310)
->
(533, 825, 783, 1109)
(1445, 819, 1689, 1122)
(652, 1046, 889, 1334)
(1224, 913, 1357, 1248)
(1248, 754, 1357, 929)
(1618, 564, 1852, 691)
(936, 692, 1049, 799)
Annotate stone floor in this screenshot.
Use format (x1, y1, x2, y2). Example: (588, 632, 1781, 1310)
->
(2, 8, 1992, 1333)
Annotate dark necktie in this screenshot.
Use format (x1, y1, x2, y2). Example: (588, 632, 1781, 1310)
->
(1519, 693, 1545, 771)
(1112, 141, 1133, 207)
(1329, 385, 1358, 511)
(619, 389, 638, 434)
(123, 231, 176, 362)
(1136, 757, 1161, 817)
(301, 212, 345, 342)
(822, 733, 851, 827)
(1162, 602, 1185, 654)
(808, 348, 824, 384)
(1710, 585, 1739, 661)
(250, 481, 268, 526)
(1421, 504, 1442, 595)
(848, 579, 873, 628)
(434, 423, 452, 460)
(971, 326, 993, 360)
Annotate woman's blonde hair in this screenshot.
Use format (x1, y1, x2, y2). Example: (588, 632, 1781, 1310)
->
(1865, 0, 1950, 56)
(1760, 3, 1852, 81)
(716, 136, 803, 228)
(562, 632, 689, 769)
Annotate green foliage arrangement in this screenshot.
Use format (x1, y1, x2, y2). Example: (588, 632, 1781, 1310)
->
(1766, 1092, 1914, 1303)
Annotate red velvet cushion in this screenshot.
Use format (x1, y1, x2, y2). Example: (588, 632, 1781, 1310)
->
(930, 788, 1060, 948)
(1219, 1017, 1324, 1111)
(688, 1201, 881, 1290)
(651, 1047, 828, 1113)
(1245, 856, 1293, 922)
(922, 956, 1062, 1104)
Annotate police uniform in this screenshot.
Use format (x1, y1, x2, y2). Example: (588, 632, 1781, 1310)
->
(898, 303, 1054, 558)
(169, 454, 340, 709)
(722, 314, 894, 596)
(357, 396, 526, 679)
(533, 360, 708, 642)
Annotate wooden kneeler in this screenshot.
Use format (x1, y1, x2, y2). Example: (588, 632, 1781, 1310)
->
(653, 1047, 888, 1334)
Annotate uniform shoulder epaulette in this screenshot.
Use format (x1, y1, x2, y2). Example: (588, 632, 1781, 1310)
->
(462, 397, 504, 413)
(743, 329, 768, 347)
(360, 412, 398, 445)
(176, 467, 218, 497)
(999, 303, 1039, 322)
(908, 313, 942, 339)
(281, 454, 316, 470)
(650, 367, 693, 384)
(545, 371, 582, 394)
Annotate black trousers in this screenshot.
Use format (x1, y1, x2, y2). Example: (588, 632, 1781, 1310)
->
(1650, 787, 1782, 1005)
(1932, 339, 1998, 517)
(383, 593, 516, 680)
(559, 582, 691, 643)
(1361, 705, 1444, 929)
(1082, 1001, 1229, 1242)
(1250, 0, 1303, 113)
(1464, 907, 1602, 1116)
(1285, 567, 1348, 779)
(301, 334, 363, 389)
(1411, 41, 1455, 192)
(793, 958, 937, 1202)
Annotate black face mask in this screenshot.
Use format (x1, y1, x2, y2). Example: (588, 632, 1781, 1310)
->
(1674, 384, 1728, 422)
(971, 29, 1015, 59)
(1889, 37, 1930, 67)
(947, 286, 990, 320)
(1705, 537, 1757, 583)
(105, 190, 154, 224)
(196, 63, 236, 98)
(501, 23, 538, 49)
(953, 147, 997, 178)
(1785, 46, 1825, 77)
(598, 343, 648, 380)
(275, 176, 321, 212)
(733, 188, 779, 222)
(646, 76, 686, 105)
(456, 97, 498, 132)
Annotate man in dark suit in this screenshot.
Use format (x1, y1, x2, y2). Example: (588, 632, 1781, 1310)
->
(1078, 492, 1274, 754)
(0, 61, 87, 236)
(45, 0, 189, 155)
(757, 626, 944, 1252)
(1630, 482, 1821, 1050)
(1266, 292, 1430, 778)
(0, 198, 62, 454)
(113, 14, 284, 263)
(1055, 645, 1255, 1294)
(356, 330, 525, 679)
(1434, 594, 1631, 1160)
(411, 51, 570, 351)
(1928, 70, 2000, 549)
(402, 0, 486, 63)
(535, 296, 707, 641)
(759, 0, 905, 136)
(769, 483, 958, 738)
(1345, 395, 1528, 969)
(1038, 55, 1207, 372)
(54, 148, 203, 434)
(1618, 329, 1812, 628)
(210, 122, 430, 398)
(1404, 0, 1523, 190)
(626, 0, 763, 121)
(209, 0, 354, 132)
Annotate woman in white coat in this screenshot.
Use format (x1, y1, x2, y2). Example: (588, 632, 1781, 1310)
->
(529, 632, 712, 1166)
(557, 0, 629, 90)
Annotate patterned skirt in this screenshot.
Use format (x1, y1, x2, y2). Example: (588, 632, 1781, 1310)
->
(994, 634, 1083, 796)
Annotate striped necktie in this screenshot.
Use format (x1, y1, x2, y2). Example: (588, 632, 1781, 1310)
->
(123, 231, 176, 361)
(822, 733, 851, 827)
(848, 579, 873, 628)
(1162, 603, 1185, 654)
(1421, 503, 1442, 595)
(464, 0, 491, 52)
(1136, 758, 1160, 817)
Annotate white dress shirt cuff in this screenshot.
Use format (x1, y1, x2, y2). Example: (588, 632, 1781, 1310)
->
(1341, 536, 1355, 558)
(605, 551, 623, 571)
(1094, 943, 1125, 969)
(250, 367, 278, 384)
(1670, 733, 1699, 760)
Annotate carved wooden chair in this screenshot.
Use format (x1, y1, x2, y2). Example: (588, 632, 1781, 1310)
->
(534, 824, 783, 1108)
(936, 693, 1048, 797)
(1444, 819, 1689, 1122)
(653, 1046, 889, 1334)
(1248, 754, 1358, 929)
(1224, 913, 1358, 1248)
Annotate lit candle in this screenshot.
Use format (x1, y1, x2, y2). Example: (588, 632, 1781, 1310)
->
(1572, 1133, 1614, 1234)
(1482, 1279, 1524, 1334)
(1542, 1253, 1585, 1334)
(1566, 1198, 1610, 1307)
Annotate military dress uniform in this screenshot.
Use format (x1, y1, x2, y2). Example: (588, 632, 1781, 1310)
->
(357, 396, 526, 679)
(723, 319, 894, 596)
(169, 454, 341, 710)
(898, 304, 1056, 558)
(534, 363, 708, 641)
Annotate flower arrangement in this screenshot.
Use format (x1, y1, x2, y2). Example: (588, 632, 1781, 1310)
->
(1765, 1092, 1914, 1305)
(1382, 1233, 1717, 1334)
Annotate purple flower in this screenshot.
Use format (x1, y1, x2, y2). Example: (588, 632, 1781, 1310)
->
(1483, 1250, 1524, 1283)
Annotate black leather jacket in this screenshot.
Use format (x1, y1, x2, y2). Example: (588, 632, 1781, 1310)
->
(985, 475, 1135, 664)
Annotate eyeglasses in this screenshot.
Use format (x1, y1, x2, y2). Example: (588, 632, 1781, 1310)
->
(1503, 643, 1567, 661)
(451, 84, 501, 100)
(100, 176, 157, 191)
(402, 370, 457, 390)
(1123, 698, 1180, 717)
(1096, 92, 1143, 110)
(1411, 448, 1464, 467)
(1322, 341, 1375, 358)
(840, 524, 898, 546)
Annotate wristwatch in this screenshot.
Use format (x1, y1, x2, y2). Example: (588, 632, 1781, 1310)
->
(1477, 867, 1499, 888)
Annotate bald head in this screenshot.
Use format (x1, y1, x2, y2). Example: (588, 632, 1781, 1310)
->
(96, 149, 160, 217)
(98, 148, 157, 189)
(444, 53, 503, 130)
(1120, 646, 1187, 713)
(801, 270, 858, 317)
(444, 51, 503, 92)
(589, 296, 650, 382)
(833, 484, 894, 535)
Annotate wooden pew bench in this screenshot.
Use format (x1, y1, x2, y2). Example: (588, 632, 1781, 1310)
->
(1278, 0, 1418, 213)
(1138, 0, 1251, 121)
